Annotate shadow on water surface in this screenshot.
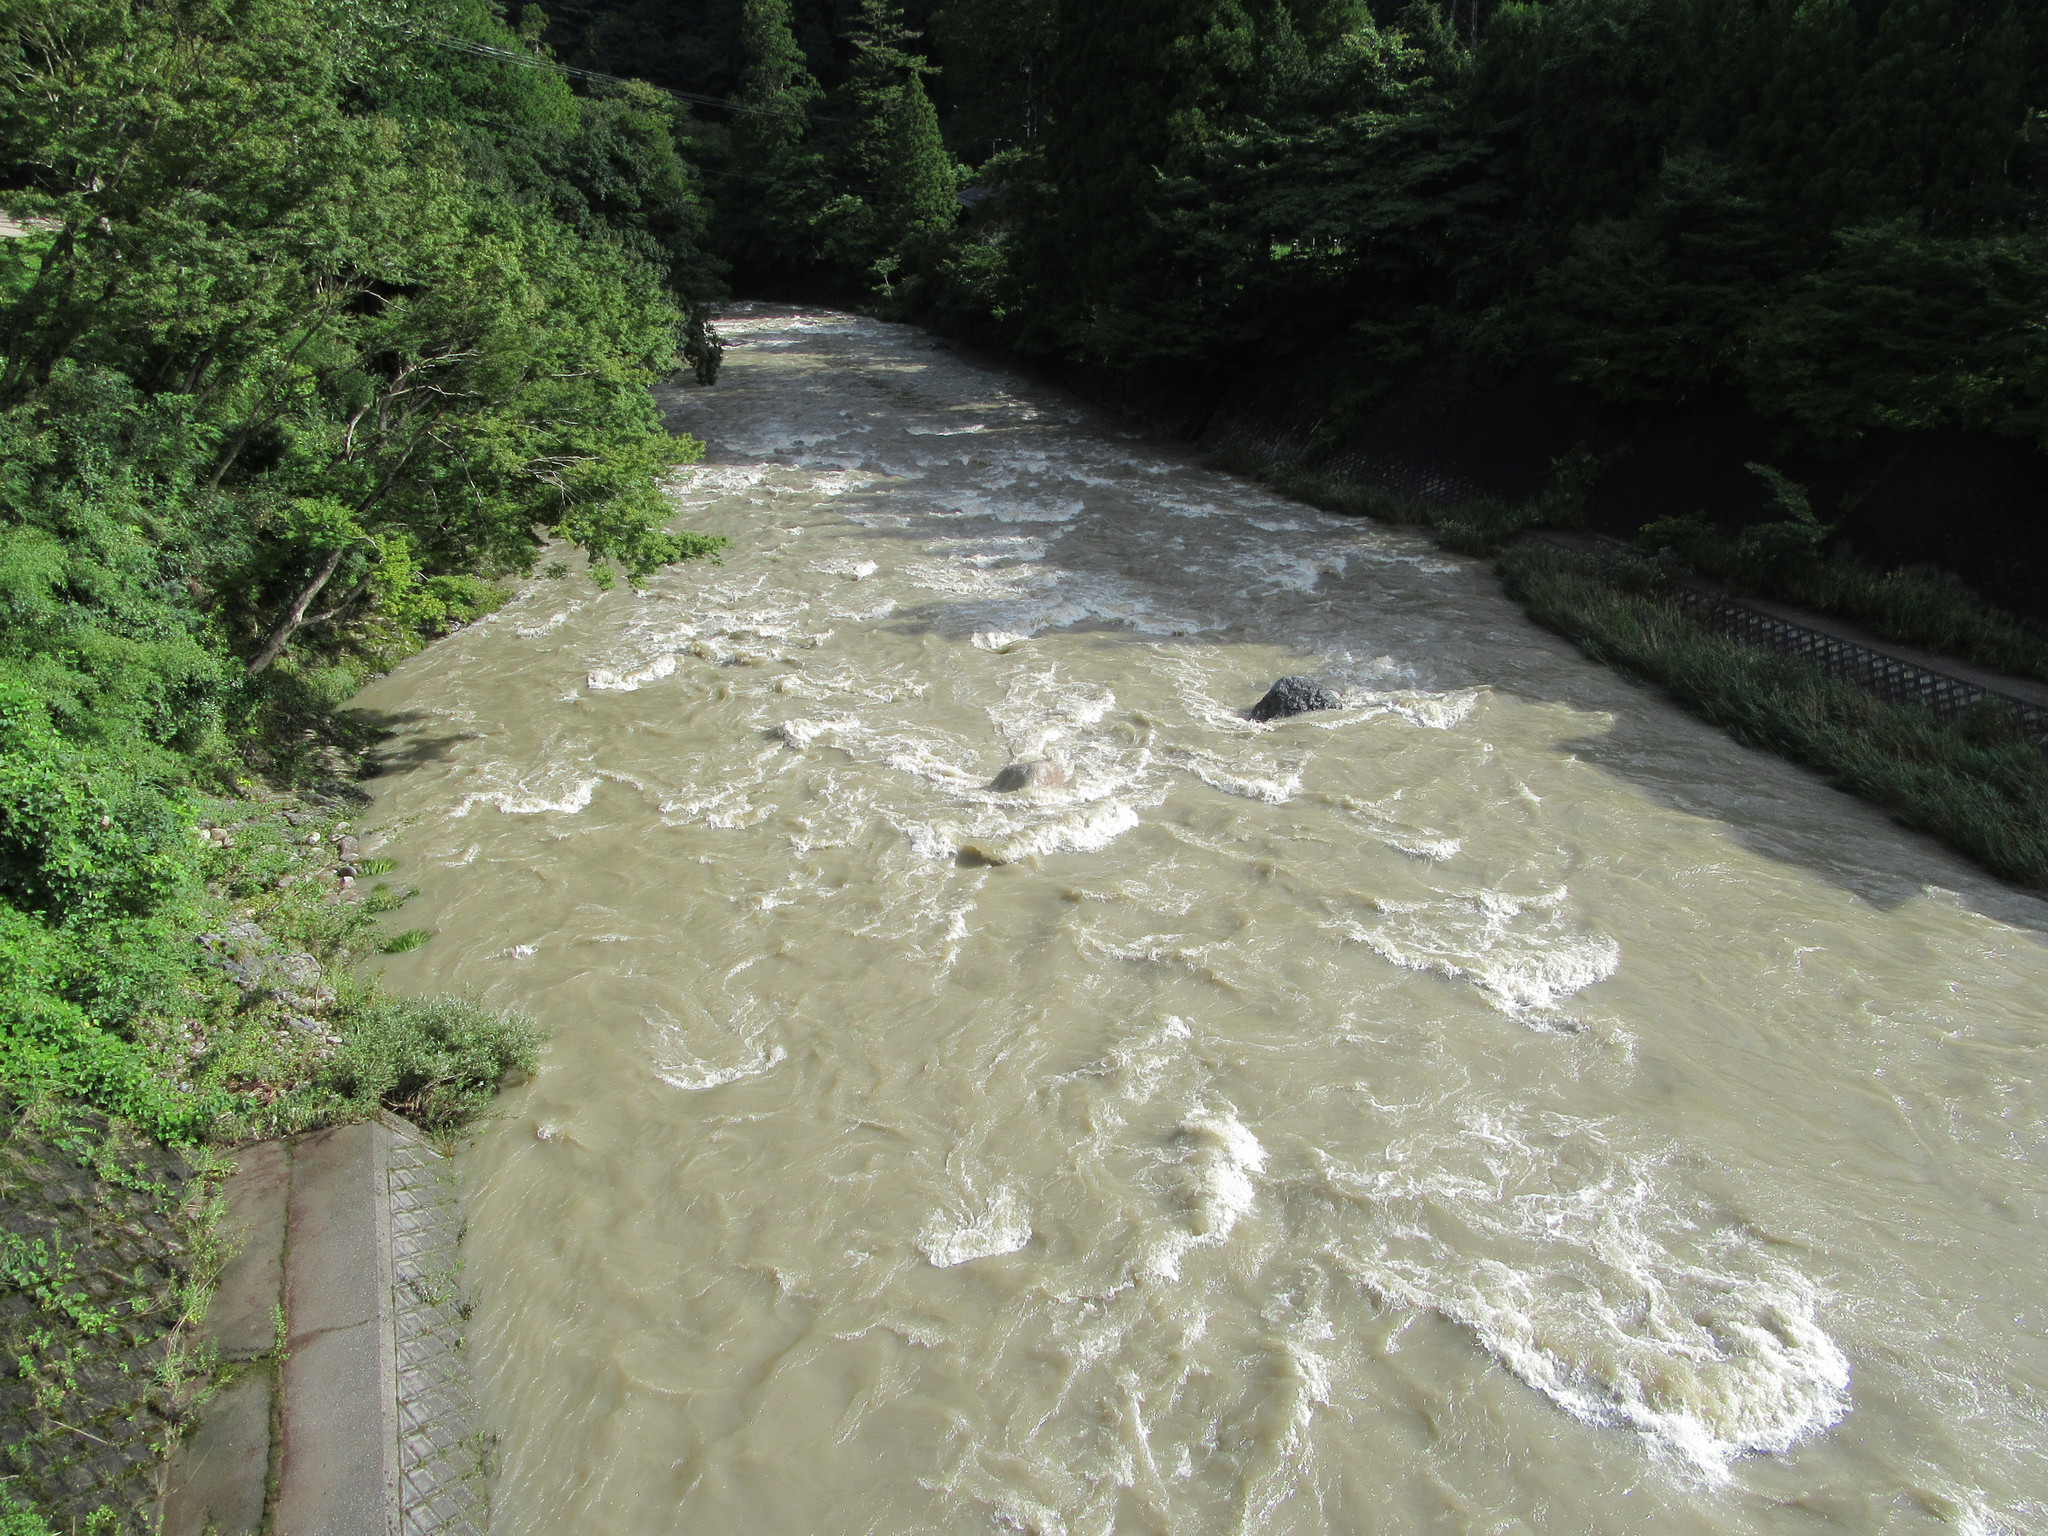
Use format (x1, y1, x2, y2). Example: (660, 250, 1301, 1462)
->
(342, 708, 484, 778)
(679, 315, 2048, 936)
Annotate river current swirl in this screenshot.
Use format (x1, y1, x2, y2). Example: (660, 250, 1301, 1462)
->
(356, 305, 2048, 1535)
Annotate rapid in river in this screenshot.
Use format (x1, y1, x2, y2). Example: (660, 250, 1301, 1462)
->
(355, 305, 2048, 1535)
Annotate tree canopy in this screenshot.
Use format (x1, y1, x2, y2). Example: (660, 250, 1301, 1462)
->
(0, 0, 727, 1131)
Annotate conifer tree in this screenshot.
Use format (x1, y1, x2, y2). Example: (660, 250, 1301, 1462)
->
(734, 0, 820, 156)
(821, 0, 959, 290)
(853, 1, 958, 242)
(722, 0, 827, 277)
(1024, 0, 1256, 360)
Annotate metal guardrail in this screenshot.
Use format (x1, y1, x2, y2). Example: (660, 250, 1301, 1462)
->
(1670, 586, 2048, 745)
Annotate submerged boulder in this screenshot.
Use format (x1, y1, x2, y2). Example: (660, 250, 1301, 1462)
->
(1247, 676, 1340, 722)
(989, 759, 1067, 792)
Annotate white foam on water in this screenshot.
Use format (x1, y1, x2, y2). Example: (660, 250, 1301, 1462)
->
(966, 801, 1141, 865)
(660, 785, 775, 830)
(815, 557, 879, 579)
(1319, 1124, 1852, 1482)
(1330, 793, 1463, 862)
(1365, 688, 1481, 731)
(1330, 886, 1619, 1018)
(1383, 831, 1462, 861)
(971, 630, 1032, 652)
(771, 716, 835, 749)
(655, 1042, 788, 1091)
(513, 609, 573, 637)
(917, 1190, 1032, 1267)
(650, 996, 789, 1091)
(451, 774, 601, 817)
(1072, 1015, 1193, 1109)
(586, 652, 678, 692)
(1182, 751, 1304, 804)
(988, 667, 1118, 761)
(1250, 547, 1350, 595)
(986, 498, 1085, 523)
(664, 461, 776, 498)
(576, 577, 828, 691)
(1453, 1262, 1850, 1481)
(927, 533, 1051, 566)
(1145, 1108, 1268, 1282)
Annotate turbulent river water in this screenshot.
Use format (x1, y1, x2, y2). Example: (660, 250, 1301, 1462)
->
(355, 305, 2048, 1535)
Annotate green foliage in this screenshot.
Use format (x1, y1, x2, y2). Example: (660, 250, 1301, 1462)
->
(559, 0, 2046, 456)
(716, 0, 962, 303)
(1500, 542, 2048, 888)
(316, 994, 543, 1133)
(718, 0, 833, 280)
(806, 0, 2047, 456)
(0, 1491, 53, 1536)
(0, 0, 714, 1139)
(1782, 564, 2048, 685)
(0, 1231, 120, 1335)
(817, 0, 959, 293)
(1637, 461, 1831, 588)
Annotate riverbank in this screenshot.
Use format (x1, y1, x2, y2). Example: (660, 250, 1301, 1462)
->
(0, 759, 538, 1533)
(1191, 432, 2048, 890)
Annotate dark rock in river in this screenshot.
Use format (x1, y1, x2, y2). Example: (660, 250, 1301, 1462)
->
(989, 759, 1067, 792)
(1247, 676, 1340, 722)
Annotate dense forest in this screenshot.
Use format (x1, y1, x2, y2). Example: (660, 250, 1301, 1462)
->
(1, 0, 2043, 1133)
(549, 0, 2047, 460)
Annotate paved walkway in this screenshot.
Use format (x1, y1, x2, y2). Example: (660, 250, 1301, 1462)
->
(162, 1117, 486, 1536)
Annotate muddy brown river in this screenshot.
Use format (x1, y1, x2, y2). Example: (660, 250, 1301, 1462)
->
(356, 305, 2048, 1535)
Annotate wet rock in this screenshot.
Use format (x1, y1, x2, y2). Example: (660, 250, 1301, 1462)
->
(202, 922, 337, 1010)
(1246, 676, 1339, 723)
(332, 833, 360, 861)
(989, 759, 1067, 793)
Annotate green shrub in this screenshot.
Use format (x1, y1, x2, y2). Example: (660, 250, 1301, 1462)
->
(317, 995, 543, 1134)
(0, 1489, 55, 1536)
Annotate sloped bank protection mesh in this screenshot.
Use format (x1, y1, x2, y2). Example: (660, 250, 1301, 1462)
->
(388, 1134, 488, 1536)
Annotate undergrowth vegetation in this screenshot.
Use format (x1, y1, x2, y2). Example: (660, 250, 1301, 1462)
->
(1498, 542, 2048, 887)
(1635, 502, 2048, 685)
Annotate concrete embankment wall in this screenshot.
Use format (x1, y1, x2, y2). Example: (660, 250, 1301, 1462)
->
(162, 1116, 486, 1536)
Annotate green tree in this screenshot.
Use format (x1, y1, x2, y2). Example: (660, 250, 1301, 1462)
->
(0, 0, 730, 1145)
(818, 0, 959, 294)
(719, 0, 830, 280)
